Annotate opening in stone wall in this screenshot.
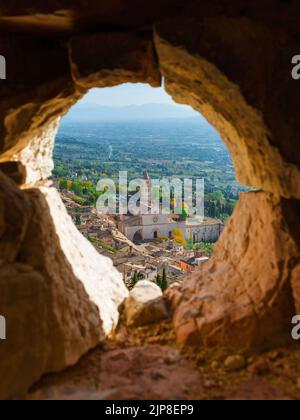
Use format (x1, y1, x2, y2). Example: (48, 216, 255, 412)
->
(52, 82, 247, 291)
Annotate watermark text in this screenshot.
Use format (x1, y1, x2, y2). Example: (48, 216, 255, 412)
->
(0, 315, 6, 340)
(0, 55, 6, 80)
(292, 55, 300, 80)
(96, 171, 204, 219)
(291, 315, 300, 340)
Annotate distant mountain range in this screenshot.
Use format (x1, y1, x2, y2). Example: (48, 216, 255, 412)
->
(62, 103, 202, 122)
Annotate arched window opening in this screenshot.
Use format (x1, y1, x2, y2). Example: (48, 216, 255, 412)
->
(53, 83, 246, 289)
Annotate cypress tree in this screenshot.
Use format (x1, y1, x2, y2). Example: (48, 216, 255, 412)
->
(161, 268, 169, 292)
(156, 274, 162, 289)
(131, 272, 139, 288)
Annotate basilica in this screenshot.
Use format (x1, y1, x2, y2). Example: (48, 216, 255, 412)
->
(118, 172, 224, 244)
(118, 212, 224, 244)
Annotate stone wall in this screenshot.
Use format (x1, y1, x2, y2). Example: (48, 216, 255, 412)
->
(0, 0, 299, 399)
(167, 192, 299, 353)
(153, 13, 300, 352)
(0, 172, 128, 399)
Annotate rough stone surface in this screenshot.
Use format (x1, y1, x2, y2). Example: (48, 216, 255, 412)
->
(12, 118, 60, 185)
(291, 265, 300, 315)
(20, 186, 129, 353)
(0, 264, 50, 400)
(0, 161, 26, 185)
(0, 35, 84, 161)
(0, 171, 32, 265)
(125, 281, 168, 327)
(70, 32, 161, 89)
(155, 18, 300, 199)
(0, 174, 128, 399)
(224, 355, 246, 372)
(24, 342, 300, 401)
(0, 32, 161, 184)
(167, 192, 300, 353)
(227, 378, 291, 401)
(27, 345, 206, 401)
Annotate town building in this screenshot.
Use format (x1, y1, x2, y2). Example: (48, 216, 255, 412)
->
(118, 213, 224, 244)
(118, 213, 177, 243)
(117, 171, 224, 244)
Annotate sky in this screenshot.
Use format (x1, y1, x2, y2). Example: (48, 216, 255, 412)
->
(79, 83, 186, 107)
(62, 83, 202, 121)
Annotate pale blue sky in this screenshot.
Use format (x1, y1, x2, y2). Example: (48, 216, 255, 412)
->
(63, 83, 203, 121)
(81, 83, 185, 107)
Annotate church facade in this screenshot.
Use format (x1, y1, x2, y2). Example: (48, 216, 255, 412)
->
(118, 171, 224, 244)
(118, 213, 224, 244)
(118, 213, 178, 242)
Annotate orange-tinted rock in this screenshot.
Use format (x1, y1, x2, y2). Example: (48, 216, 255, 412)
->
(227, 378, 291, 401)
(0, 264, 50, 400)
(125, 281, 168, 327)
(19, 186, 128, 366)
(0, 171, 32, 264)
(155, 18, 300, 199)
(291, 265, 300, 315)
(0, 175, 128, 399)
(0, 161, 26, 185)
(70, 32, 161, 89)
(169, 192, 300, 353)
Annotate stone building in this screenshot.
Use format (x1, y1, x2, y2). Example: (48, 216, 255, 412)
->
(180, 217, 224, 243)
(118, 213, 224, 243)
(118, 213, 177, 242)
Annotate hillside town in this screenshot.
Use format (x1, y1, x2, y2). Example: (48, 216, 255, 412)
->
(61, 183, 224, 289)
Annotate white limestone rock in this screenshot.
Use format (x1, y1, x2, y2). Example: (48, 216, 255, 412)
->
(125, 280, 168, 327)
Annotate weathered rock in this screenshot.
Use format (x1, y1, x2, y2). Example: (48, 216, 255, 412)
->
(0, 161, 26, 185)
(291, 264, 300, 315)
(0, 263, 50, 400)
(211, 361, 219, 371)
(0, 171, 33, 265)
(19, 186, 128, 368)
(227, 378, 291, 401)
(0, 35, 84, 160)
(169, 192, 300, 353)
(12, 119, 60, 185)
(70, 32, 161, 89)
(224, 355, 246, 372)
(125, 281, 168, 327)
(248, 360, 270, 376)
(26, 345, 206, 401)
(0, 175, 128, 398)
(155, 18, 300, 199)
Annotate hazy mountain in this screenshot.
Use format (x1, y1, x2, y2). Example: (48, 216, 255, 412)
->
(62, 103, 201, 122)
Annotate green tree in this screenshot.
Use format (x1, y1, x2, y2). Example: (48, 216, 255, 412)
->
(131, 272, 139, 289)
(161, 268, 169, 292)
(156, 274, 162, 289)
(59, 179, 68, 190)
(75, 215, 81, 226)
(194, 242, 215, 257)
(72, 181, 83, 196)
(186, 239, 194, 250)
(181, 207, 189, 222)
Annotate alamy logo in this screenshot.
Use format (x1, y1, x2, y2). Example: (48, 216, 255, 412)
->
(96, 171, 204, 218)
(291, 315, 300, 340)
(0, 315, 6, 340)
(0, 55, 6, 80)
(292, 55, 300, 80)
